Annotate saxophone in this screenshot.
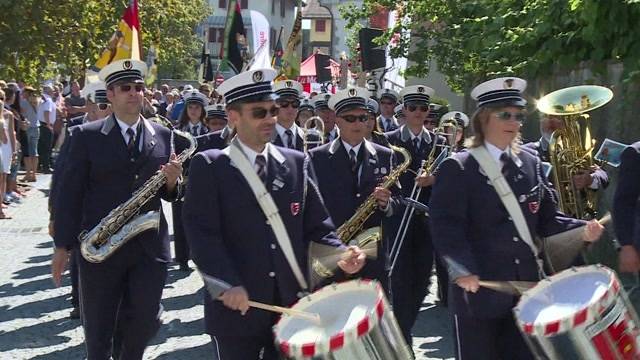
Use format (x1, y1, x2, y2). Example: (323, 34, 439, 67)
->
(79, 129, 197, 263)
(312, 145, 411, 277)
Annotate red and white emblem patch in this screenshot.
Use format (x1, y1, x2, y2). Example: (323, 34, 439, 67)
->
(528, 201, 540, 214)
(290, 202, 300, 216)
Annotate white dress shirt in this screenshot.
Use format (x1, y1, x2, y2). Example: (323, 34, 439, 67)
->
(237, 138, 269, 168)
(116, 117, 143, 152)
(275, 123, 297, 148)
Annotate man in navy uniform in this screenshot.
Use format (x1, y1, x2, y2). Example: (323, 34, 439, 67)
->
(523, 113, 609, 212)
(51, 58, 184, 360)
(430, 77, 603, 359)
(614, 141, 640, 273)
(311, 92, 338, 143)
(385, 84, 445, 345)
(203, 103, 228, 133)
(271, 79, 317, 151)
(309, 87, 396, 291)
(182, 68, 366, 360)
(197, 103, 231, 152)
(377, 88, 400, 132)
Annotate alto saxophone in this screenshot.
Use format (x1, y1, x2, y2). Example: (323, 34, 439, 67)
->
(312, 145, 412, 277)
(79, 129, 197, 263)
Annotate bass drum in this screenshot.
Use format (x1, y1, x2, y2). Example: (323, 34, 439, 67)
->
(273, 280, 412, 359)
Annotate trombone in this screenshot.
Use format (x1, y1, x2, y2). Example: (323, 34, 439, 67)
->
(303, 116, 325, 153)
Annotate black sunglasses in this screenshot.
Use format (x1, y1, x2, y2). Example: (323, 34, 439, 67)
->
(406, 104, 429, 112)
(341, 114, 369, 123)
(276, 99, 300, 109)
(96, 103, 110, 111)
(495, 111, 526, 122)
(251, 106, 280, 119)
(117, 84, 144, 93)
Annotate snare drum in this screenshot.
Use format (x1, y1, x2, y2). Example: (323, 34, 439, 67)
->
(514, 265, 640, 360)
(273, 280, 412, 359)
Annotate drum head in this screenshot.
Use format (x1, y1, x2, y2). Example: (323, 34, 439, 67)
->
(517, 266, 611, 326)
(274, 280, 382, 354)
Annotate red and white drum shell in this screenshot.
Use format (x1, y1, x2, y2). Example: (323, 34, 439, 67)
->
(273, 280, 413, 359)
(513, 265, 640, 360)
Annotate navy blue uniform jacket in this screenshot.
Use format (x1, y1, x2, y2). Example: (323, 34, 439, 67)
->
(430, 148, 583, 319)
(613, 141, 640, 248)
(182, 143, 343, 336)
(53, 115, 181, 261)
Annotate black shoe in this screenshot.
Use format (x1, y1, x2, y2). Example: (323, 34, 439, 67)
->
(178, 263, 193, 272)
(69, 307, 80, 319)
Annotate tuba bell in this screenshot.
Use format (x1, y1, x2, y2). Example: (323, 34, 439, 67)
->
(536, 85, 613, 219)
(302, 116, 325, 153)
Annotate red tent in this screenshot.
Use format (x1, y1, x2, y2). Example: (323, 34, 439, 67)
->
(297, 53, 341, 93)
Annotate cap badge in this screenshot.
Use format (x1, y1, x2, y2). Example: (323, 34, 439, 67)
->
(325, 94, 330, 100)
(418, 86, 425, 93)
(285, 81, 292, 88)
(123, 60, 133, 70)
(253, 70, 264, 83)
(348, 88, 357, 97)
(454, 112, 461, 120)
(503, 78, 514, 89)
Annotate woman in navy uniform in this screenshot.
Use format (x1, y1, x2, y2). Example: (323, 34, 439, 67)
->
(203, 103, 228, 133)
(377, 88, 400, 132)
(51, 59, 183, 360)
(172, 90, 209, 271)
(182, 68, 366, 360)
(384, 84, 445, 345)
(614, 141, 640, 273)
(430, 77, 604, 359)
(309, 87, 396, 292)
(196, 104, 231, 152)
(365, 98, 391, 148)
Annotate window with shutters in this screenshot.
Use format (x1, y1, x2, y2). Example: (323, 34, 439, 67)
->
(208, 28, 217, 42)
(315, 20, 326, 32)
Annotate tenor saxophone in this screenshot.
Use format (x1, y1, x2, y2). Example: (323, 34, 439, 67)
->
(79, 129, 197, 263)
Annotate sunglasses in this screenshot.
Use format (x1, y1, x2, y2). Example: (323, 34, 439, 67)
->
(495, 111, 526, 122)
(406, 104, 429, 112)
(251, 106, 280, 119)
(96, 103, 110, 111)
(117, 84, 144, 93)
(341, 114, 369, 123)
(276, 99, 300, 109)
(380, 100, 395, 106)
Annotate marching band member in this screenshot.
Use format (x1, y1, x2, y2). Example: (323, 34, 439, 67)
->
(295, 97, 315, 125)
(394, 103, 406, 126)
(312, 92, 338, 143)
(440, 111, 469, 152)
(385, 84, 445, 346)
(430, 77, 603, 359)
(182, 68, 365, 360)
(51, 59, 184, 359)
(523, 114, 609, 193)
(365, 98, 391, 147)
(176, 90, 209, 137)
(271, 79, 319, 151)
(614, 141, 640, 273)
(197, 104, 232, 151)
(424, 103, 444, 131)
(203, 103, 228, 133)
(309, 87, 396, 291)
(377, 88, 400, 132)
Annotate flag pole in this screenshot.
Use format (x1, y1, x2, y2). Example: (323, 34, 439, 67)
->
(271, 25, 284, 67)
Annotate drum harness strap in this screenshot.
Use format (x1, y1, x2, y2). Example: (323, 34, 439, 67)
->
(227, 142, 309, 291)
(468, 146, 545, 276)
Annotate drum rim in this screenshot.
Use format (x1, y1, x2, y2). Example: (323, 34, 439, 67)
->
(273, 279, 386, 357)
(513, 264, 621, 336)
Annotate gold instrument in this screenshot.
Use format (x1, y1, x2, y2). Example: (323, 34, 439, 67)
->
(302, 116, 325, 153)
(80, 128, 197, 263)
(312, 145, 412, 277)
(536, 85, 613, 219)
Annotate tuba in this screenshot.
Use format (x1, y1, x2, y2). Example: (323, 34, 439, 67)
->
(80, 129, 197, 263)
(302, 116, 325, 153)
(536, 85, 613, 219)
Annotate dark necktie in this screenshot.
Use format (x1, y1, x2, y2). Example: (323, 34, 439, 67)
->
(255, 154, 267, 184)
(386, 119, 391, 131)
(284, 129, 294, 149)
(413, 137, 420, 151)
(500, 152, 516, 180)
(349, 149, 358, 172)
(191, 124, 199, 136)
(126, 128, 136, 153)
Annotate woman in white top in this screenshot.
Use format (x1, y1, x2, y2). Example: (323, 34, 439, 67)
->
(0, 89, 13, 219)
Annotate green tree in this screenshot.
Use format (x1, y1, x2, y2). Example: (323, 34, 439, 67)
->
(0, 0, 211, 84)
(341, 1, 640, 92)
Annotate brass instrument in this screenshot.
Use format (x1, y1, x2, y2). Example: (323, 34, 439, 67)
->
(80, 129, 198, 263)
(536, 85, 613, 219)
(302, 116, 325, 153)
(312, 145, 412, 277)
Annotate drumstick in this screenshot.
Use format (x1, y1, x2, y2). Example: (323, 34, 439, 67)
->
(248, 300, 321, 324)
(478, 280, 537, 296)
